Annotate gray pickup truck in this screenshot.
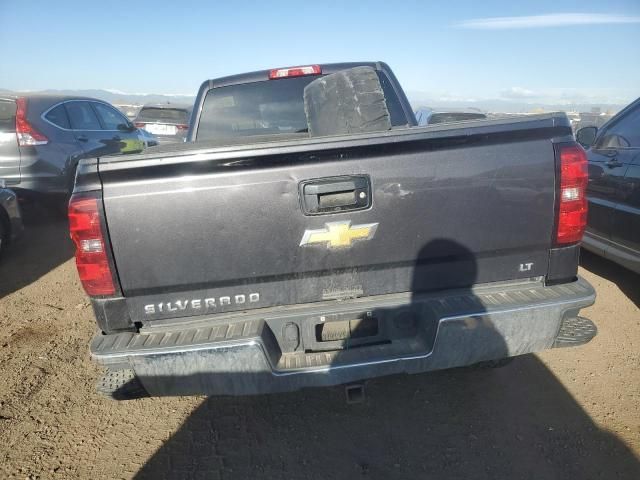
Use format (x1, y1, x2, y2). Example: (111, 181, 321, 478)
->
(70, 62, 596, 399)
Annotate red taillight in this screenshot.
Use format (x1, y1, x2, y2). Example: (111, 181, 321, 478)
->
(176, 124, 189, 131)
(134, 122, 146, 128)
(15, 97, 48, 146)
(556, 144, 588, 245)
(68, 195, 116, 296)
(269, 64, 321, 79)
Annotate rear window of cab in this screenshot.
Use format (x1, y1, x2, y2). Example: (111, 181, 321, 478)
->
(196, 71, 407, 142)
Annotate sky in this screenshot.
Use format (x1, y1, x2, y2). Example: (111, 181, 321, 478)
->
(1, 0, 639, 106)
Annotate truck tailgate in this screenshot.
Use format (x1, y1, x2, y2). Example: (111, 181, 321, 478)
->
(99, 116, 569, 322)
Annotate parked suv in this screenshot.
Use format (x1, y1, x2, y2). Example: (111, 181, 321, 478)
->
(577, 97, 640, 274)
(0, 95, 146, 197)
(133, 104, 192, 144)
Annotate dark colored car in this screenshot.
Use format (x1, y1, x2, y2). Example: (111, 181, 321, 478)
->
(133, 104, 192, 144)
(414, 107, 487, 126)
(71, 62, 595, 399)
(576, 97, 640, 274)
(0, 95, 146, 197)
(0, 186, 23, 259)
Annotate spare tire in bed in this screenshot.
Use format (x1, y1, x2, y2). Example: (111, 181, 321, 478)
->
(304, 66, 391, 137)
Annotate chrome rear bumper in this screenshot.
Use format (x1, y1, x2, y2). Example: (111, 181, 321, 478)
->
(91, 277, 596, 397)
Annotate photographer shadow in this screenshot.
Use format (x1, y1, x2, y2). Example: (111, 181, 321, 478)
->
(134, 239, 639, 479)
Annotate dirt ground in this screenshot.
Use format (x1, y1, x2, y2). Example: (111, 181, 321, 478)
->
(0, 208, 638, 480)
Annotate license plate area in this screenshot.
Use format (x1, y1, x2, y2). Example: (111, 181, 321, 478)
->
(304, 312, 388, 352)
(145, 124, 177, 136)
(316, 317, 379, 342)
(264, 304, 435, 370)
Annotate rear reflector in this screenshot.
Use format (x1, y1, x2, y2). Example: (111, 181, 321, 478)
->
(69, 194, 116, 296)
(15, 97, 48, 146)
(556, 144, 588, 245)
(269, 65, 321, 79)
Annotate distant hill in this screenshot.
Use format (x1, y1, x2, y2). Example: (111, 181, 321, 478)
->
(0, 88, 195, 106)
(406, 91, 627, 114)
(0, 87, 628, 114)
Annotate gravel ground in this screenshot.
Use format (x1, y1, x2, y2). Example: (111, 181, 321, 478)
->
(0, 209, 638, 480)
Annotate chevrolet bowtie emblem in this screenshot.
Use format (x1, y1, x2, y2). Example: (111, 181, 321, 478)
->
(300, 221, 379, 249)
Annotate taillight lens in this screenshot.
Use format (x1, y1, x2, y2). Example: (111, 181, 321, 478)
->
(269, 65, 322, 79)
(556, 144, 588, 245)
(15, 97, 49, 146)
(134, 122, 146, 128)
(68, 194, 116, 296)
(176, 124, 189, 131)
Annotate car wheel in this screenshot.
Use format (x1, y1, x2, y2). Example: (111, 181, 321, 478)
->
(0, 218, 7, 260)
(49, 162, 79, 217)
(67, 161, 79, 196)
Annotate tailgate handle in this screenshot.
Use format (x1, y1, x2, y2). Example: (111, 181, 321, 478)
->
(301, 175, 371, 215)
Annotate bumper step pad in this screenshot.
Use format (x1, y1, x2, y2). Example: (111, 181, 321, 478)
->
(553, 316, 597, 348)
(96, 368, 149, 400)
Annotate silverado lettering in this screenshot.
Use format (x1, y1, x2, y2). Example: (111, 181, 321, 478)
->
(144, 293, 260, 315)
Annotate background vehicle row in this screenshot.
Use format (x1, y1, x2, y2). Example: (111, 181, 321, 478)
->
(577, 97, 640, 273)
